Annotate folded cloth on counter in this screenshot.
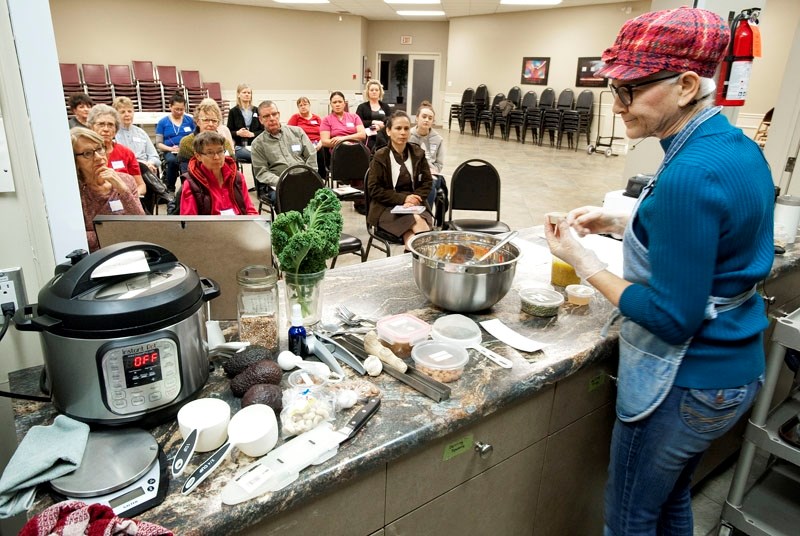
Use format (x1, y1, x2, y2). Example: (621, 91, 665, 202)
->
(0, 415, 90, 518)
(19, 500, 173, 536)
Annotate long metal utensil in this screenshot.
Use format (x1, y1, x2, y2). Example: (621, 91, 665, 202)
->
(470, 230, 519, 264)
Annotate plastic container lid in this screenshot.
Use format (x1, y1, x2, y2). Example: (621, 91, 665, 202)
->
(411, 340, 469, 371)
(565, 284, 595, 299)
(431, 315, 482, 348)
(376, 313, 431, 345)
(519, 287, 564, 317)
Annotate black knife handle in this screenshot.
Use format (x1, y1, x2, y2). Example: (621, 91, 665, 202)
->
(172, 427, 198, 477)
(344, 398, 381, 442)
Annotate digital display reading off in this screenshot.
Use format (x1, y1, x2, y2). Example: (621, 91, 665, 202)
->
(122, 348, 163, 388)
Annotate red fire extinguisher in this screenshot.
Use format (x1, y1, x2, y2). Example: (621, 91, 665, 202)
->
(716, 9, 760, 107)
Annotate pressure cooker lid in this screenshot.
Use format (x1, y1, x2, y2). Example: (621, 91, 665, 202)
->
(34, 242, 207, 334)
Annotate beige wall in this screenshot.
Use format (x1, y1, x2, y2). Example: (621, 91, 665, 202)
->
(50, 0, 365, 94)
(444, 1, 651, 101)
(366, 20, 450, 86)
(743, 0, 800, 117)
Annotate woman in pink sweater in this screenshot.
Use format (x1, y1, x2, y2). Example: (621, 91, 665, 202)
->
(71, 127, 144, 252)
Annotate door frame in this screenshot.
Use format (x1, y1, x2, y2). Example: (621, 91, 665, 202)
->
(376, 51, 441, 123)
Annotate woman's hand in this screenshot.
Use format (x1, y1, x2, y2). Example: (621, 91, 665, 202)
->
(568, 206, 628, 237)
(144, 162, 158, 175)
(544, 219, 607, 280)
(372, 121, 385, 130)
(403, 194, 422, 207)
(330, 136, 344, 147)
(97, 168, 130, 194)
(238, 128, 254, 138)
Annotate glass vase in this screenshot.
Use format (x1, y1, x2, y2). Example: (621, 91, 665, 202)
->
(283, 269, 326, 327)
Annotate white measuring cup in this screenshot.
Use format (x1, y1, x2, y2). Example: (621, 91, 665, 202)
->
(172, 398, 231, 477)
(181, 404, 279, 495)
(431, 314, 513, 369)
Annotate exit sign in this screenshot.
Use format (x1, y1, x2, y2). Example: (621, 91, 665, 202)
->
(400, 35, 412, 45)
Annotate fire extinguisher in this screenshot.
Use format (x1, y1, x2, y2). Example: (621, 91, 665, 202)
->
(716, 8, 760, 107)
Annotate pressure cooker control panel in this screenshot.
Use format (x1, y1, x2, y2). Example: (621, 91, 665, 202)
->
(99, 336, 182, 415)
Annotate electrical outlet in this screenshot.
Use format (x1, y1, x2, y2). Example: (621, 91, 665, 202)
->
(0, 267, 26, 326)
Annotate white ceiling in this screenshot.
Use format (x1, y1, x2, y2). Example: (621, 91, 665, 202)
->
(195, 0, 627, 21)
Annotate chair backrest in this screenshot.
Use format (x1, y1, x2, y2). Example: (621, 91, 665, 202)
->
(575, 89, 594, 113)
(556, 88, 575, 110)
(275, 165, 325, 214)
(520, 91, 537, 110)
(206, 82, 222, 101)
(449, 159, 502, 218)
(329, 142, 371, 183)
(82, 64, 108, 86)
(132, 61, 156, 83)
(60, 63, 82, 86)
(461, 87, 475, 104)
(539, 87, 556, 108)
(108, 65, 133, 86)
(181, 70, 203, 90)
(156, 65, 181, 88)
(490, 93, 506, 108)
(507, 86, 522, 107)
(474, 84, 489, 106)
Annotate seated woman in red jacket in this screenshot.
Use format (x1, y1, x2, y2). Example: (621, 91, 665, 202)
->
(179, 131, 257, 215)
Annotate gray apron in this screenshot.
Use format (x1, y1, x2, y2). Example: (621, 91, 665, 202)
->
(603, 106, 757, 422)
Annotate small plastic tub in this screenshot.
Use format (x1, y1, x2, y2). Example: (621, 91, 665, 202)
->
(411, 341, 468, 383)
(288, 369, 327, 390)
(565, 284, 596, 306)
(519, 288, 564, 317)
(376, 313, 431, 358)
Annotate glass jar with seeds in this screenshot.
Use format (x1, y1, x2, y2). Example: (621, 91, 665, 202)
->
(237, 265, 280, 356)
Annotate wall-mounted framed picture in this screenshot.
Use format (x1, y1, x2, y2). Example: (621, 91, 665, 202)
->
(521, 57, 549, 86)
(575, 57, 607, 87)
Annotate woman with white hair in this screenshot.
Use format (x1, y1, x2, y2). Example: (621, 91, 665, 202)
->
(544, 7, 773, 534)
(87, 104, 145, 196)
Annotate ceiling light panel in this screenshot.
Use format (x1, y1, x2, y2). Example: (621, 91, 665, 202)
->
(396, 10, 446, 16)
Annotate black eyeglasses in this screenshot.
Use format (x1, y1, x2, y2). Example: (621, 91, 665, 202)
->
(609, 74, 680, 106)
(74, 146, 106, 159)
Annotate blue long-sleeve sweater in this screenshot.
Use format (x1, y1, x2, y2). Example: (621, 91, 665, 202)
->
(618, 113, 774, 389)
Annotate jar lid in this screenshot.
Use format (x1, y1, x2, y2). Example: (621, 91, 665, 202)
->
(237, 265, 278, 286)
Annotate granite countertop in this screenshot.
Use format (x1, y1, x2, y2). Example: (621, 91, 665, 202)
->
(10, 227, 799, 534)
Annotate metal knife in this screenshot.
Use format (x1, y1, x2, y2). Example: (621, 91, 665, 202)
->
(220, 397, 381, 505)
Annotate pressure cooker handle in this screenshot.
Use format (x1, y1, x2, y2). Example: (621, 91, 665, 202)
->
(65, 242, 179, 298)
(200, 277, 221, 302)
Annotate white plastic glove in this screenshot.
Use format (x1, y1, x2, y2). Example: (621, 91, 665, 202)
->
(544, 219, 608, 280)
(568, 206, 628, 238)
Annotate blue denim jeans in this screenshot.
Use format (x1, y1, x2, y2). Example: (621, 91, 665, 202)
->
(604, 377, 761, 536)
(163, 151, 180, 190)
(234, 146, 252, 163)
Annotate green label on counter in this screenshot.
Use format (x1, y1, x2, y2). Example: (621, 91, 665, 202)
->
(589, 373, 606, 392)
(443, 434, 473, 461)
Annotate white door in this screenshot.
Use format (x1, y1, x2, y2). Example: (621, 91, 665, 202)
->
(407, 54, 440, 122)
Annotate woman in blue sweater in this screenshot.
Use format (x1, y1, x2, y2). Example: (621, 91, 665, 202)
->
(545, 8, 774, 535)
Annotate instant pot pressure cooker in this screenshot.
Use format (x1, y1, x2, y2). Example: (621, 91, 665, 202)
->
(15, 242, 220, 426)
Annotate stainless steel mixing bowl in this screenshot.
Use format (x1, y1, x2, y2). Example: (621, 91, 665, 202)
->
(408, 231, 520, 312)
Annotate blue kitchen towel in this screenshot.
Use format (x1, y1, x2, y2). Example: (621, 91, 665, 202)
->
(0, 415, 89, 518)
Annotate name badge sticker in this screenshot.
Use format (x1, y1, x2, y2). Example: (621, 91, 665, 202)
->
(310, 120, 318, 125)
(110, 160, 125, 170)
(346, 122, 354, 128)
(109, 199, 124, 212)
(220, 208, 235, 215)
(291, 144, 301, 152)
(183, 126, 192, 132)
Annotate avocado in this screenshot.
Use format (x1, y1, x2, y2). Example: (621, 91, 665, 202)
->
(242, 384, 283, 413)
(222, 345, 270, 377)
(230, 359, 283, 397)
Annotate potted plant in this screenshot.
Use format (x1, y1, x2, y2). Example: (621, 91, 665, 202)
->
(394, 59, 408, 104)
(271, 189, 343, 325)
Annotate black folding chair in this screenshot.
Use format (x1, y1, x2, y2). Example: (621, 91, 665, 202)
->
(446, 159, 510, 235)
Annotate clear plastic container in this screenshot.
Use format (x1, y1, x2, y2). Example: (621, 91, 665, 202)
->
(411, 341, 468, 383)
(565, 284, 596, 306)
(237, 265, 280, 356)
(376, 313, 431, 358)
(288, 369, 328, 390)
(519, 288, 564, 317)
